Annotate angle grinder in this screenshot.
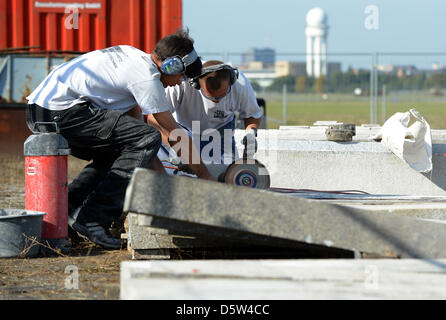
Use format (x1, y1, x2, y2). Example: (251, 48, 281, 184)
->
(218, 158, 271, 190)
(175, 158, 271, 189)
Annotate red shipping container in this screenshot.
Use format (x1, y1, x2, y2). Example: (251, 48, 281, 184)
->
(0, 0, 182, 53)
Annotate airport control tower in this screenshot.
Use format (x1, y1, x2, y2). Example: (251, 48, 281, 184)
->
(306, 7, 329, 78)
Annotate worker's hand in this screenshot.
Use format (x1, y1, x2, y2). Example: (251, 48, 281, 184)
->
(242, 128, 258, 158)
(178, 161, 215, 181)
(198, 171, 215, 181)
(192, 163, 215, 181)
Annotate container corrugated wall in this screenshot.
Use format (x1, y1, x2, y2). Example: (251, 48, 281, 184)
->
(0, 0, 182, 53)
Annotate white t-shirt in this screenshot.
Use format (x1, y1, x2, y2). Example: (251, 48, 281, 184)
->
(27, 45, 169, 115)
(164, 70, 262, 134)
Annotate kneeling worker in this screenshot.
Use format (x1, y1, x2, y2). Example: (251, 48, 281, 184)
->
(148, 60, 263, 166)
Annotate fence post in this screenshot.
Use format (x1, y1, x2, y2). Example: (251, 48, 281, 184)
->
(382, 84, 386, 124)
(282, 84, 287, 125)
(370, 53, 375, 124)
(374, 53, 379, 124)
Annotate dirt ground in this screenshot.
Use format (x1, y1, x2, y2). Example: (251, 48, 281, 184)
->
(0, 155, 132, 300)
(0, 242, 131, 300)
(0, 154, 363, 300)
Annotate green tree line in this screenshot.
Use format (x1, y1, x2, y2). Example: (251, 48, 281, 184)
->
(251, 69, 446, 94)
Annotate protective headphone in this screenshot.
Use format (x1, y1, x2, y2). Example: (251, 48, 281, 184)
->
(160, 49, 199, 75)
(189, 64, 239, 90)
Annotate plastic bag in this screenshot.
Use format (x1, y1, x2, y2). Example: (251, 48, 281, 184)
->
(371, 108, 432, 173)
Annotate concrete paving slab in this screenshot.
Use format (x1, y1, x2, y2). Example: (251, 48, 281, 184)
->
(281, 192, 446, 220)
(273, 126, 446, 143)
(123, 168, 446, 259)
(120, 259, 446, 299)
(323, 200, 446, 220)
(232, 129, 446, 195)
(127, 213, 355, 260)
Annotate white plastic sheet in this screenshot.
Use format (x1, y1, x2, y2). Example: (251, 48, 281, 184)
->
(371, 108, 432, 173)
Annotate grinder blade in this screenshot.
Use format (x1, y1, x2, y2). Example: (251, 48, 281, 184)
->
(223, 158, 270, 189)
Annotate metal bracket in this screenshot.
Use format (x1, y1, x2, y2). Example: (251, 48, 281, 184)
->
(325, 124, 356, 142)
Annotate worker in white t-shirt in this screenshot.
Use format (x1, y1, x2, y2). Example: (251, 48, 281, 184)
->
(148, 60, 263, 166)
(26, 29, 213, 250)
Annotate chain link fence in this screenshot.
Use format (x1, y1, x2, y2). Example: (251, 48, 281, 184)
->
(199, 52, 446, 128)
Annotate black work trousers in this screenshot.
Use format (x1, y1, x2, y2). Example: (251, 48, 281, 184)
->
(26, 102, 161, 228)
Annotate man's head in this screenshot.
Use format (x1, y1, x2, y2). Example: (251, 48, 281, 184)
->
(153, 29, 202, 87)
(195, 60, 238, 103)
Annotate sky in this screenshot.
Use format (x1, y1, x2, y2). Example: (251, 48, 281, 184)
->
(183, 0, 446, 70)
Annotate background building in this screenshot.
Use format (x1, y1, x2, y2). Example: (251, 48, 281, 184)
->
(275, 61, 340, 78)
(242, 47, 276, 68)
(275, 61, 307, 78)
(327, 62, 341, 76)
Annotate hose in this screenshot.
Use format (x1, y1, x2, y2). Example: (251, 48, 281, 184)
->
(268, 187, 370, 195)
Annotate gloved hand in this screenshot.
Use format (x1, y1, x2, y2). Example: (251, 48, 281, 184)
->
(242, 128, 258, 158)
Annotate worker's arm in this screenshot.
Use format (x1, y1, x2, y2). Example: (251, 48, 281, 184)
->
(149, 111, 214, 181)
(146, 113, 171, 146)
(242, 117, 261, 158)
(124, 105, 143, 121)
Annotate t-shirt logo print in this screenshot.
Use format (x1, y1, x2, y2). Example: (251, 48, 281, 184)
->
(213, 110, 226, 118)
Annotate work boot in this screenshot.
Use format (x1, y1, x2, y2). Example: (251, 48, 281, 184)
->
(68, 207, 122, 250)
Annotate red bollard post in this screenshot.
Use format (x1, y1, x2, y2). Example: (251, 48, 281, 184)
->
(24, 124, 71, 254)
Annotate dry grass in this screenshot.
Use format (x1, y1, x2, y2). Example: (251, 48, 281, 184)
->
(0, 154, 128, 300)
(0, 155, 25, 208)
(263, 93, 446, 129)
(0, 155, 88, 209)
(0, 244, 129, 300)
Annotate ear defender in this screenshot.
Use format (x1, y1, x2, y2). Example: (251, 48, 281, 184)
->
(160, 49, 199, 76)
(229, 67, 239, 85)
(189, 64, 239, 90)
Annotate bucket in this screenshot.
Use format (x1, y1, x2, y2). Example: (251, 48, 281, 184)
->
(0, 209, 46, 258)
